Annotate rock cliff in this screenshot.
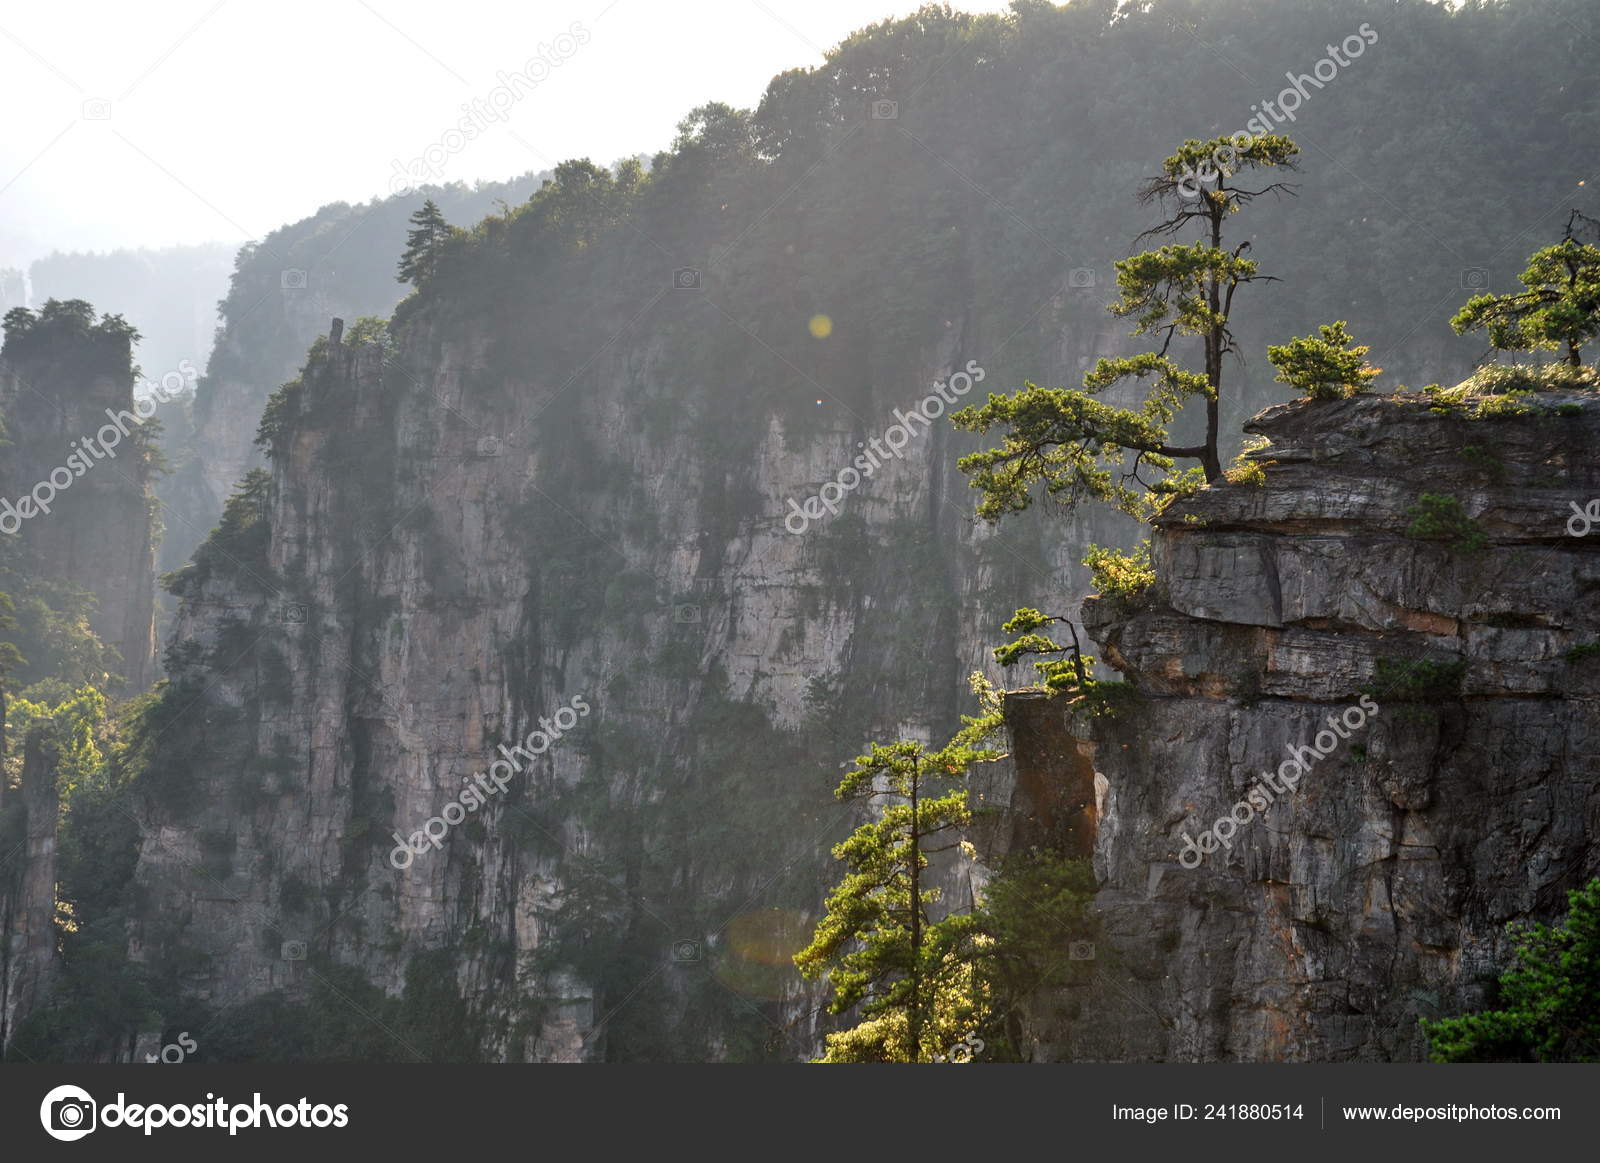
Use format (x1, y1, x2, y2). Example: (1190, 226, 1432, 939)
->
(0, 309, 157, 690)
(1007, 384, 1600, 1061)
(160, 177, 546, 578)
(126, 305, 1086, 1061)
(0, 721, 61, 1049)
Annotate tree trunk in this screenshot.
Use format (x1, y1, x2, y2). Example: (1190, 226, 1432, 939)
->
(908, 771, 921, 1063)
(1204, 204, 1225, 481)
(1203, 392, 1222, 480)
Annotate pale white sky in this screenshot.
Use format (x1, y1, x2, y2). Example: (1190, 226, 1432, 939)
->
(1, 0, 1014, 267)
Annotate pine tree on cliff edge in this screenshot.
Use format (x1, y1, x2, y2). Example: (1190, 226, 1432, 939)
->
(1451, 210, 1600, 368)
(952, 134, 1298, 519)
(397, 199, 452, 287)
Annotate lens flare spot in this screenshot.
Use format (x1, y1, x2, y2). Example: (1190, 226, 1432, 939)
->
(808, 314, 833, 339)
(712, 908, 810, 1000)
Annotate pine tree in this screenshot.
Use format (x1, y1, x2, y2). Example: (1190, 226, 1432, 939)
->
(795, 678, 1005, 1062)
(1423, 878, 1600, 1062)
(952, 134, 1298, 520)
(1267, 320, 1380, 400)
(397, 199, 452, 287)
(1452, 211, 1600, 367)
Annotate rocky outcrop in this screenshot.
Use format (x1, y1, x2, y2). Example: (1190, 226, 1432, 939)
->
(0, 314, 157, 690)
(0, 720, 61, 1051)
(162, 177, 547, 579)
(1008, 387, 1600, 1061)
(186, 282, 347, 524)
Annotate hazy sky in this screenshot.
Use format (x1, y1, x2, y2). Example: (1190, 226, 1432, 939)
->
(1, 0, 1015, 267)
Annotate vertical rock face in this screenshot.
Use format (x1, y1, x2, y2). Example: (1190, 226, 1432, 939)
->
(0, 721, 61, 1050)
(127, 307, 1094, 1061)
(0, 314, 157, 690)
(160, 176, 547, 578)
(1009, 388, 1600, 1061)
(186, 287, 351, 526)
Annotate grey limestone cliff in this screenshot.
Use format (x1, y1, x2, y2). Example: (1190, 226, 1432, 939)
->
(1005, 385, 1600, 1061)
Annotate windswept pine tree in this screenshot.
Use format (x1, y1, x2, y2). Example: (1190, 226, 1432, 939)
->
(1452, 210, 1600, 367)
(1267, 320, 1380, 400)
(953, 134, 1298, 517)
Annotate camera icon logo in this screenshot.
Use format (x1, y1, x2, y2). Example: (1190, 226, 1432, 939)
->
(672, 603, 701, 624)
(476, 434, 502, 457)
(1067, 268, 1097, 289)
(673, 267, 702, 291)
(40, 1084, 97, 1141)
(81, 98, 112, 120)
(281, 939, 308, 961)
(671, 938, 701, 963)
(870, 99, 899, 120)
(280, 603, 307, 625)
(1461, 267, 1490, 292)
(281, 268, 308, 290)
(1068, 940, 1096, 961)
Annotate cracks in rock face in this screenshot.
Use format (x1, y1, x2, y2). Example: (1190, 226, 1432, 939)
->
(1025, 392, 1600, 1060)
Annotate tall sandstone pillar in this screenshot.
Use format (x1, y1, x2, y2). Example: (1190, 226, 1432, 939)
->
(0, 719, 61, 1051)
(0, 304, 158, 690)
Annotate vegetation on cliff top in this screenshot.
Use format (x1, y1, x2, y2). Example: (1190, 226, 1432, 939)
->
(2, 297, 140, 359)
(1452, 211, 1600, 368)
(953, 132, 1299, 510)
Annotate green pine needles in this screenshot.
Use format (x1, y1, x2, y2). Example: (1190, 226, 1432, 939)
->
(794, 674, 1005, 1062)
(1452, 211, 1600, 367)
(953, 134, 1299, 520)
(1424, 878, 1600, 1062)
(1267, 320, 1380, 399)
